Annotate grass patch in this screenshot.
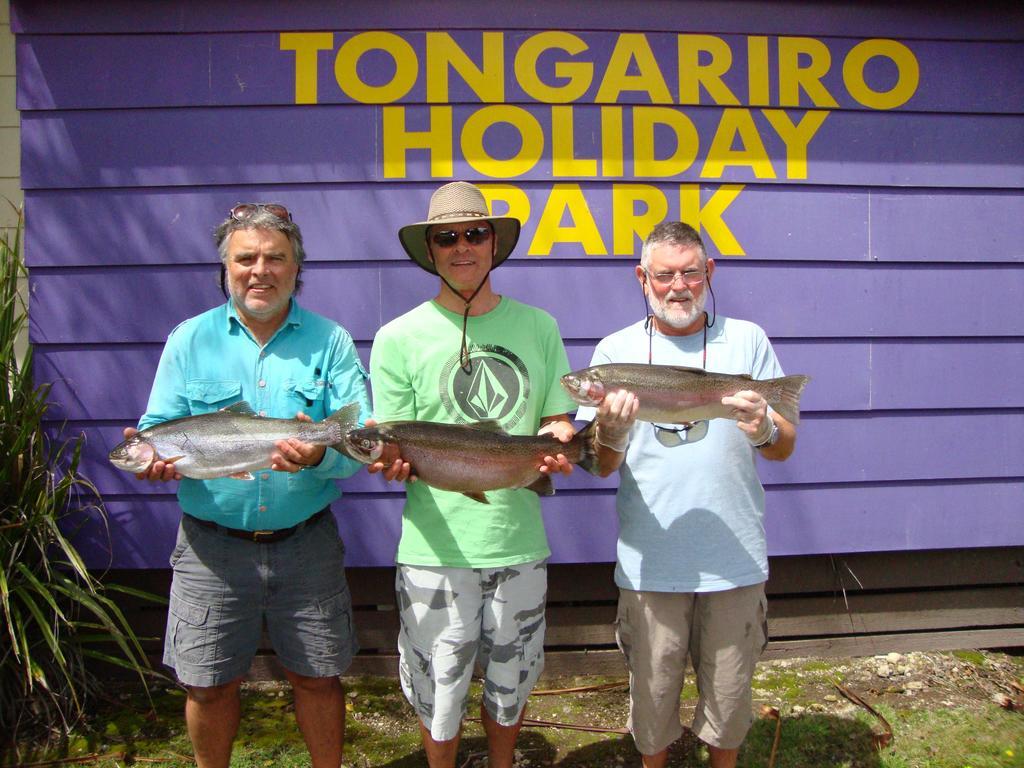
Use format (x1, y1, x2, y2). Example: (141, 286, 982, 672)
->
(6, 653, 1024, 767)
(954, 650, 989, 667)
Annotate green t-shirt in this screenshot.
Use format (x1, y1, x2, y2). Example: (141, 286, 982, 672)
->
(369, 297, 576, 568)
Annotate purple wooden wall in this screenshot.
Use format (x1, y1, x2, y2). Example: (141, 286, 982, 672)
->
(11, 0, 1024, 569)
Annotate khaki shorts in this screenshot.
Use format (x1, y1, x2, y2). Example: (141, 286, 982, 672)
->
(615, 583, 768, 754)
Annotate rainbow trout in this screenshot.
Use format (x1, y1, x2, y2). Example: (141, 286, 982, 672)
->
(343, 419, 597, 503)
(561, 364, 810, 425)
(109, 401, 361, 480)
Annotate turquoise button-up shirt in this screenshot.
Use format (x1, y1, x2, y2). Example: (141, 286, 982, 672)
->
(138, 300, 370, 530)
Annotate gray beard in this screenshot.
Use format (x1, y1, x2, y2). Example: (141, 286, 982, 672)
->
(650, 289, 706, 330)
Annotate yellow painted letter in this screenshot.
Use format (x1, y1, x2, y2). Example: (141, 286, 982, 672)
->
(335, 32, 417, 103)
(843, 39, 919, 110)
(596, 33, 671, 104)
(778, 37, 839, 108)
(479, 184, 531, 225)
(530, 184, 606, 255)
(382, 106, 453, 179)
(612, 184, 669, 255)
(762, 109, 829, 179)
(552, 106, 598, 177)
(747, 36, 770, 106)
(678, 34, 739, 105)
(633, 107, 699, 177)
(515, 32, 592, 103)
(679, 184, 746, 256)
(461, 106, 544, 178)
(701, 109, 776, 179)
(280, 32, 334, 105)
(601, 107, 624, 177)
(426, 32, 504, 103)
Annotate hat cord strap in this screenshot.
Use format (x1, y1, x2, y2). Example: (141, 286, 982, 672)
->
(437, 272, 490, 375)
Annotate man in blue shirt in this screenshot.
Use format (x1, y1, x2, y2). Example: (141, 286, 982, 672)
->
(124, 203, 370, 768)
(576, 222, 799, 768)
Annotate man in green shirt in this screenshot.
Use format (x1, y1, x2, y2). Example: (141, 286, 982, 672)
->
(368, 182, 576, 768)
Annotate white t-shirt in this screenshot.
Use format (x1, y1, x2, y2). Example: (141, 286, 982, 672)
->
(576, 316, 784, 593)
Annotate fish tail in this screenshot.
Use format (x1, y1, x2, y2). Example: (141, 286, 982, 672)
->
(325, 401, 362, 449)
(768, 375, 810, 425)
(572, 419, 600, 475)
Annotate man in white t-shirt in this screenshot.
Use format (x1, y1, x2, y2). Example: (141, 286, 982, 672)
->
(575, 221, 799, 768)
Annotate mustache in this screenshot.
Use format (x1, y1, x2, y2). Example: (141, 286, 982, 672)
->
(664, 290, 693, 301)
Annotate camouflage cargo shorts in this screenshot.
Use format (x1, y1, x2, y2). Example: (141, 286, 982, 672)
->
(395, 559, 547, 741)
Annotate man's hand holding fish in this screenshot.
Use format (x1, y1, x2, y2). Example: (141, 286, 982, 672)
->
(269, 411, 327, 472)
(536, 416, 577, 476)
(363, 417, 415, 484)
(721, 389, 795, 459)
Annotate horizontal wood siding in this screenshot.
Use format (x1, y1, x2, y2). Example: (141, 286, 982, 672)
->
(10, 0, 1024, 585)
(108, 552, 1024, 677)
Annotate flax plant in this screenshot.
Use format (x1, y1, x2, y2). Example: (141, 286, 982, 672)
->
(1, 211, 155, 745)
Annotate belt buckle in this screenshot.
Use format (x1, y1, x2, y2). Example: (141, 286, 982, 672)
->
(252, 530, 276, 542)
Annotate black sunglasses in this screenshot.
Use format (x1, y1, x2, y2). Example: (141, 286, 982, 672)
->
(230, 203, 292, 222)
(430, 226, 492, 248)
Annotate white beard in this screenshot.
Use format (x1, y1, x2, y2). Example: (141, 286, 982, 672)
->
(649, 287, 707, 330)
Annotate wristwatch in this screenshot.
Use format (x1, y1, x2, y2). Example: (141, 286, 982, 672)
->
(754, 420, 779, 449)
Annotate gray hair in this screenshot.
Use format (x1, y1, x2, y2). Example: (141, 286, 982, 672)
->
(640, 221, 707, 270)
(214, 206, 306, 294)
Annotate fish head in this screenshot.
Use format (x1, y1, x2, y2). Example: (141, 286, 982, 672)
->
(560, 369, 606, 407)
(108, 435, 158, 473)
(343, 427, 386, 464)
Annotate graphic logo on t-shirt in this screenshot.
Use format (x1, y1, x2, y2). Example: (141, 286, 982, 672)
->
(439, 345, 530, 428)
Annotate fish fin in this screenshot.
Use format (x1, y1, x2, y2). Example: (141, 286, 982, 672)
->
(570, 419, 601, 475)
(162, 455, 185, 465)
(462, 491, 490, 504)
(228, 471, 255, 480)
(465, 419, 508, 434)
(326, 401, 362, 451)
(222, 401, 258, 416)
(325, 401, 361, 427)
(667, 365, 715, 376)
(526, 475, 555, 496)
(768, 374, 811, 425)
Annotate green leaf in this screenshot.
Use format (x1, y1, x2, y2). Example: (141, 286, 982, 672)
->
(103, 582, 169, 606)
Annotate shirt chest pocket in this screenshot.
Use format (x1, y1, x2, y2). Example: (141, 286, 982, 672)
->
(186, 379, 242, 415)
(284, 378, 328, 414)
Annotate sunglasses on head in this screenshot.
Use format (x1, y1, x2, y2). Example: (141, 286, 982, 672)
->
(652, 420, 709, 447)
(229, 203, 292, 222)
(430, 225, 492, 248)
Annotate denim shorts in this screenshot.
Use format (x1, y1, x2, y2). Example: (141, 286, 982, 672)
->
(163, 511, 358, 687)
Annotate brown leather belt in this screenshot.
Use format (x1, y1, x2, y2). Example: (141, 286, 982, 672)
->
(184, 508, 329, 543)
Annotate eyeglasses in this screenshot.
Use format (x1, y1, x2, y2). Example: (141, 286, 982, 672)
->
(652, 420, 709, 447)
(430, 226, 492, 248)
(229, 203, 292, 222)
(644, 268, 705, 287)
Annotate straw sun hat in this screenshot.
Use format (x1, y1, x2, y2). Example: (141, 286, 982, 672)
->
(398, 182, 521, 274)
